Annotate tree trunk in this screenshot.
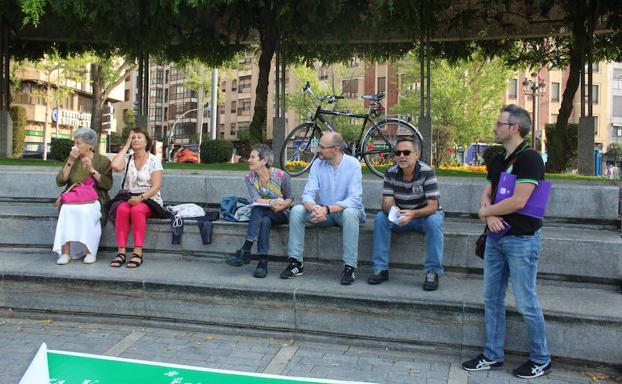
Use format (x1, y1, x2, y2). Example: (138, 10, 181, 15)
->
(249, 32, 276, 143)
(90, 63, 105, 152)
(42, 81, 51, 160)
(551, 1, 589, 172)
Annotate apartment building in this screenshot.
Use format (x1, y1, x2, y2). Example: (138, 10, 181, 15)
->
(12, 63, 123, 152)
(504, 62, 622, 154)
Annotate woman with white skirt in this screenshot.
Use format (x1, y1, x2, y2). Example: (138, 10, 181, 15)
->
(53, 127, 112, 265)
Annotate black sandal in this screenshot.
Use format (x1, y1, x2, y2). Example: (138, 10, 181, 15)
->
(126, 253, 143, 268)
(110, 253, 126, 268)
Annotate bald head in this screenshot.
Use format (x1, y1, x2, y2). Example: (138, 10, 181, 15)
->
(320, 132, 344, 151)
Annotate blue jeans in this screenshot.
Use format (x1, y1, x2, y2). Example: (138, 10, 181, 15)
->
(371, 210, 445, 274)
(245, 206, 289, 255)
(483, 229, 550, 364)
(287, 204, 360, 268)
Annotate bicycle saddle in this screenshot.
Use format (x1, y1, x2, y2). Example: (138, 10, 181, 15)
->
(361, 93, 385, 102)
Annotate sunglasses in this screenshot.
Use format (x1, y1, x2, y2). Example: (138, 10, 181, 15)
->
(394, 150, 413, 157)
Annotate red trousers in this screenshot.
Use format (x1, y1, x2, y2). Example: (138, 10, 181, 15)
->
(115, 202, 152, 248)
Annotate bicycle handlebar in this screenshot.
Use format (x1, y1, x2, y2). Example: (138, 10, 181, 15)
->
(303, 82, 344, 104)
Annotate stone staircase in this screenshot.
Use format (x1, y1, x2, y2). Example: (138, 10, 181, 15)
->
(0, 166, 620, 365)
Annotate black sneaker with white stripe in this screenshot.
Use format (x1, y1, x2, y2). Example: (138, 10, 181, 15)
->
(512, 360, 552, 379)
(280, 259, 303, 279)
(462, 354, 503, 371)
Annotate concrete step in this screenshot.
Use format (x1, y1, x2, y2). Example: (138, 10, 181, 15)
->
(0, 166, 619, 223)
(1, 202, 620, 284)
(1, 248, 620, 365)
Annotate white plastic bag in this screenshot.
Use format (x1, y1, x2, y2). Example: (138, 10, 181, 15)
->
(166, 203, 206, 218)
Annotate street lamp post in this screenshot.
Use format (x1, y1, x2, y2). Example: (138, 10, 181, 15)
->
(522, 72, 546, 150)
(167, 108, 197, 162)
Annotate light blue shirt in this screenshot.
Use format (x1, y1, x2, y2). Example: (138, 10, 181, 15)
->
(301, 154, 365, 222)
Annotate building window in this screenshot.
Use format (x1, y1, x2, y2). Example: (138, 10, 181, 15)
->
(613, 126, 622, 137)
(614, 96, 622, 117)
(165, 70, 169, 83)
(342, 79, 359, 98)
(551, 82, 560, 102)
(593, 116, 599, 135)
(377, 77, 386, 94)
(231, 101, 237, 113)
(124, 89, 130, 102)
(155, 108, 163, 121)
(221, 80, 226, 92)
(585, 84, 599, 104)
(238, 99, 251, 116)
(508, 79, 518, 99)
(164, 89, 168, 102)
(238, 76, 252, 93)
(231, 80, 237, 92)
(318, 66, 329, 81)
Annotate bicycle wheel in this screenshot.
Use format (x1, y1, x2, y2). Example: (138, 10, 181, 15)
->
(361, 118, 423, 177)
(279, 122, 323, 176)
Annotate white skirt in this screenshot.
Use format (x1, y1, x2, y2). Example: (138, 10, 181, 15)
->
(52, 201, 102, 258)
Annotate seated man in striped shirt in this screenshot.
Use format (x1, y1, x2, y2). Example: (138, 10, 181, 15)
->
(368, 137, 445, 291)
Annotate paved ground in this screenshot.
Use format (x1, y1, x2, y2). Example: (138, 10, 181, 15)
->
(2, 312, 620, 384)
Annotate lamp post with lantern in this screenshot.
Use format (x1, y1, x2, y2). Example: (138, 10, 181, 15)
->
(522, 72, 546, 151)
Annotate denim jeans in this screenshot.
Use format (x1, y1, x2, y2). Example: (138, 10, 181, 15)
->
(371, 210, 445, 274)
(483, 229, 550, 364)
(245, 206, 289, 255)
(287, 204, 360, 267)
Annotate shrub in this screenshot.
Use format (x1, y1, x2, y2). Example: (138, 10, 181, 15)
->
(50, 138, 73, 161)
(200, 139, 233, 163)
(9, 105, 26, 158)
(545, 123, 578, 173)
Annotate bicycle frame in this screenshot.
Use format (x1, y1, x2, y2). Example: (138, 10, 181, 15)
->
(307, 99, 388, 158)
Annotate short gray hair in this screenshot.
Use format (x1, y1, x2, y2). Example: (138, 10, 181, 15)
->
(251, 143, 273, 168)
(501, 104, 531, 138)
(73, 127, 98, 149)
(330, 132, 345, 151)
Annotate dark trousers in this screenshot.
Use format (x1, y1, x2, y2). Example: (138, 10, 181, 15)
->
(245, 206, 288, 254)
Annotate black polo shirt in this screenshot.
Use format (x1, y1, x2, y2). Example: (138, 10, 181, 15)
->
(486, 141, 545, 235)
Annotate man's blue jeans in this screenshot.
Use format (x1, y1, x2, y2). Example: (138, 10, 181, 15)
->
(483, 229, 550, 365)
(287, 204, 360, 268)
(371, 210, 445, 274)
(245, 206, 288, 255)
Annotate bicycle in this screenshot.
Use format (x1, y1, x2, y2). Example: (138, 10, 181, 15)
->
(279, 82, 423, 177)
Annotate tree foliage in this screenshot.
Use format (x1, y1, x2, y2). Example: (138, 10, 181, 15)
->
(396, 51, 512, 160)
(9, 105, 27, 158)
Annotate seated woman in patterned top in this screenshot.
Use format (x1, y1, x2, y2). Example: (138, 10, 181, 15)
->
(226, 144, 294, 278)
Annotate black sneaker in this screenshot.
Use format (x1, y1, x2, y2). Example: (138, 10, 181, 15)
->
(423, 271, 439, 291)
(367, 270, 389, 285)
(512, 360, 552, 379)
(226, 249, 251, 267)
(280, 259, 303, 279)
(340, 265, 356, 285)
(462, 354, 503, 371)
(253, 259, 268, 278)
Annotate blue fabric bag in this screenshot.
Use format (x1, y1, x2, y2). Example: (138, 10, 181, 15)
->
(220, 196, 250, 222)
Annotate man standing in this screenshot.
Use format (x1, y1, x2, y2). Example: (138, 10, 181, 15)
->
(281, 132, 365, 285)
(367, 137, 444, 291)
(462, 104, 551, 379)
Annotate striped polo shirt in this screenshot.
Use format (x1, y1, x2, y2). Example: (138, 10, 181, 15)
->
(383, 162, 440, 210)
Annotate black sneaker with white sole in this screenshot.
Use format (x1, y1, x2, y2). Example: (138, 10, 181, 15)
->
(340, 265, 356, 285)
(462, 354, 503, 371)
(280, 259, 303, 279)
(512, 360, 552, 379)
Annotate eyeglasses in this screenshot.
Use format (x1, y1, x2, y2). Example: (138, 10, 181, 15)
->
(394, 150, 413, 157)
(495, 121, 513, 127)
(318, 144, 338, 150)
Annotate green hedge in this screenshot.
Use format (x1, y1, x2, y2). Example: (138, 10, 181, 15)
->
(200, 140, 233, 163)
(545, 123, 578, 173)
(9, 106, 26, 158)
(50, 138, 73, 161)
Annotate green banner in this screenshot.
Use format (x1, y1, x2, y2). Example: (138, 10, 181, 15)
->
(20, 344, 372, 384)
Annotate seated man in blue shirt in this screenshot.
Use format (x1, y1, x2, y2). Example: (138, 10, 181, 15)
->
(281, 132, 365, 285)
(367, 137, 445, 291)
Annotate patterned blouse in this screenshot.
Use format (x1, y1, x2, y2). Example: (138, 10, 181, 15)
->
(244, 168, 294, 203)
